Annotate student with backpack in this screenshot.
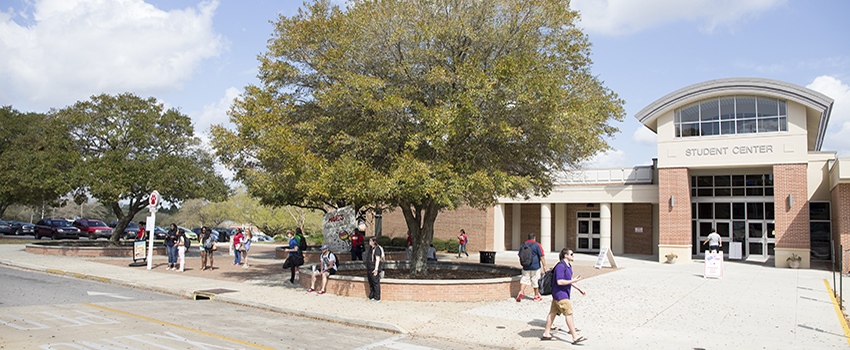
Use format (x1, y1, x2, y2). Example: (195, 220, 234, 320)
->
(281, 230, 303, 284)
(307, 245, 336, 295)
(517, 232, 546, 302)
(541, 248, 587, 344)
(176, 228, 189, 272)
(366, 236, 384, 302)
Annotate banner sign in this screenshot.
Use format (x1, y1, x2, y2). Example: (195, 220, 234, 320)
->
(133, 240, 146, 261)
(322, 206, 355, 253)
(704, 252, 723, 278)
(593, 246, 619, 269)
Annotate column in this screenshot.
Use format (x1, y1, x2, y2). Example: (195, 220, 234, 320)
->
(774, 163, 810, 268)
(658, 167, 692, 263)
(541, 203, 552, 253)
(600, 203, 612, 251)
(512, 204, 521, 250)
(493, 203, 505, 251)
(554, 203, 566, 251)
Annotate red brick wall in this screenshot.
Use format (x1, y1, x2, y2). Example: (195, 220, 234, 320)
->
(624, 203, 653, 254)
(774, 164, 809, 249)
(379, 206, 489, 252)
(832, 183, 850, 272)
(658, 168, 691, 245)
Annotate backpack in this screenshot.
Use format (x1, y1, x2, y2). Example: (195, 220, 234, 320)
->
(519, 242, 535, 268)
(539, 261, 565, 296)
(183, 236, 191, 249)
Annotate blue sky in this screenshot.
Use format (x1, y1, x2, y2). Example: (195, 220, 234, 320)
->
(1, 0, 849, 182)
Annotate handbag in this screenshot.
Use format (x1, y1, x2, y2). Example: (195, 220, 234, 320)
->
(235, 243, 243, 251)
(212, 244, 218, 251)
(293, 252, 305, 266)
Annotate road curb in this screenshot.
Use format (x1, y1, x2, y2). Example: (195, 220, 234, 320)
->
(0, 259, 407, 335)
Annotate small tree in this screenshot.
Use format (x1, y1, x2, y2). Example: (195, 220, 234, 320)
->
(55, 93, 229, 244)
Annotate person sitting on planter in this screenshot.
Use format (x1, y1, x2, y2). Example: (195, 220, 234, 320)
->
(427, 244, 438, 261)
(307, 245, 337, 295)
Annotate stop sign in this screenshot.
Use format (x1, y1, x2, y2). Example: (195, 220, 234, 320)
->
(149, 190, 160, 207)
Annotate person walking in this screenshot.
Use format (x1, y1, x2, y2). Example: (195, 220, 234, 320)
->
(366, 237, 384, 302)
(294, 227, 307, 253)
(241, 229, 252, 268)
(517, 232, 546, 302)
(457, 229, 469, 258)
(703, 228, 722, 254)
(176, 228, 188, 272)
(541, 248, 587, 344)
(281, 230, 301, 284)
(165, 223, 178, 270)
(232, 229, 244, 266)
(200, 227, 216, 271)
(307, 245, 336, 295)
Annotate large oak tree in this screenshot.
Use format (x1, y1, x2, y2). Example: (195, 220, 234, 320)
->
(212, 0, 624, 274)
(55, 93, 229, 244)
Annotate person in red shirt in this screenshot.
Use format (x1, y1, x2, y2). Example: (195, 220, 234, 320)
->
(350, 223, 365, 261)
(136, 221, 146, 241)
(457, 229, 469, 258)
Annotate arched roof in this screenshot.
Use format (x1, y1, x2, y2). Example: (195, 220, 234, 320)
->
(634, 78, 834, 150)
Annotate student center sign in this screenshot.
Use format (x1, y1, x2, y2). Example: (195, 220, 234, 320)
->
(379, 78, 850, 270)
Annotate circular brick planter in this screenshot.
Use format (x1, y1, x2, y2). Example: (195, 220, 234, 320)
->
(25, 241, 167, 257)
(276, 246, 407, 262)
(296, 261, 522, 301)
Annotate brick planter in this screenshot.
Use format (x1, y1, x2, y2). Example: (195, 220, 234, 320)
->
(276, 246, 407, 262)
(25, 241, 167, 257)
(297, 261, 521, 301)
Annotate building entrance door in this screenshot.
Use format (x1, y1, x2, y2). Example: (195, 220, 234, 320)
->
(576, 211, 600, 252)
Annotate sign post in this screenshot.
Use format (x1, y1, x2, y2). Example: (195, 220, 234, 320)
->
(146, 191, 160, 270)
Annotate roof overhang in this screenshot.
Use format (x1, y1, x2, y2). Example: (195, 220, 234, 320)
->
(634, 78, 834, 150)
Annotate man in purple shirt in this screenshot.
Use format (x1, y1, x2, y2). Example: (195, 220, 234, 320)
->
(541, 248, 587, 344)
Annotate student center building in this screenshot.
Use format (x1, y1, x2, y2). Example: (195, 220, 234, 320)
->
(381, 78, 850, 269)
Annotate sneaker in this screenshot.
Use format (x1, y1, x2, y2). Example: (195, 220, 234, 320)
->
(534, 296, 543, 301)
(232, 263, 238, 266)
(242, 264, 250, 268)
(516, 291, 524, 302)
(372, 299, 381, 302)
(306, 288, 315, 293)
(317, 291, 326, 295)
(285, 280, 293, 284)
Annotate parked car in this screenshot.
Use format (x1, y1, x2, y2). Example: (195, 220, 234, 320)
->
(73, 219, 113, 240)
(252, 234, 274, 242)
(34, 219, 80, 240)
(192, 228, 219, 242)
(178, 226, 197, 240)
(10, 221, 35, 236)
(108, 221, 140, 240)
(213, 227, 234, 242)
(153, 226, 167, 240)
(0, 221, 13, 235)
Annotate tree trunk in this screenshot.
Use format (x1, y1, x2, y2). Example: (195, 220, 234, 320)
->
(107, 201, 144, 246)
(400, 200, 441, 276)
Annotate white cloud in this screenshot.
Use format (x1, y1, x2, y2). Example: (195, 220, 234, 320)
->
(807, 76, 850, 156)
(571, 0, 785, 36)
(583, 149, 630, 169)
(194, 86, 240, 135)
(631, 125, 657, 145)
(0, 0, 224, 111)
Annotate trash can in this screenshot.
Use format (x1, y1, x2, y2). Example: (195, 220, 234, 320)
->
(479, 251, 496, 264)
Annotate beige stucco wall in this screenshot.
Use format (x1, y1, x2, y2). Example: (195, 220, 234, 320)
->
(808, 152, 836, 201)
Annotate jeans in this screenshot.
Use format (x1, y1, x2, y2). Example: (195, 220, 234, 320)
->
(458, 243, 468, 257)
(233, 249, 242, 265)
(167, 245, 178, 265)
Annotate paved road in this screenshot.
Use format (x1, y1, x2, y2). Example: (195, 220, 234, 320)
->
(0, 266, 477, 350)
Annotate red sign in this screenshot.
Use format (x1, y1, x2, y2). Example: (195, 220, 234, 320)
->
(149, 191, 160, 207)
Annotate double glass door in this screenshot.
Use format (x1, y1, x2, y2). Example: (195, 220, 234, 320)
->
(692, 201, 775, 258)
(576, 212, 600, 252)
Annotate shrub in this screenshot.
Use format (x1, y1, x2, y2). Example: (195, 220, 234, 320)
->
(376, 236, 392, 247)
(307, 232, 325, 245)
(390, 237, 407, 247)
(273, 234, 286, 242)
(431, 238, 446, 251)
(445, 239, 459, 254)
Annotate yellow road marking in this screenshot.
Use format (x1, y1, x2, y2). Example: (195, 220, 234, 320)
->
(823, 279, 850, 348)
(83, 303, 276, 350)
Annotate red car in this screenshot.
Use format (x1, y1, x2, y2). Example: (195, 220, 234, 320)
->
(73, 219, 113, 240)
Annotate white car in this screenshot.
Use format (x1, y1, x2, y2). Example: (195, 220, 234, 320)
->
(252, 235, 273, 242)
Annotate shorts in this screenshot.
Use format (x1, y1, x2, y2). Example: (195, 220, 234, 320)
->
(709, 245, 720, 251)
(549, 298, 573, 316)
(520, 268, 542, 286)
(316, 268, 337, 276)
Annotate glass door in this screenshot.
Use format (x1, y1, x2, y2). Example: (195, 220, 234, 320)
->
(576, 212, 600, 252)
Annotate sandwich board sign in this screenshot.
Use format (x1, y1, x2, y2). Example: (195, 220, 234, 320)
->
(593, 246, 618, 269)
(704, 252, 723, 278)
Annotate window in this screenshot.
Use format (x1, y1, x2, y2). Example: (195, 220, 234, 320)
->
(675, 95, 787, 138)
(691, 174, 773, 198)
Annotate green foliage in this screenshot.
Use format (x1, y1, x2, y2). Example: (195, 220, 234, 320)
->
(273, 234, 287, 242)
(211, 0, 624, 272)
(307, 231, 325, 245)
(431, 238, 446, 252)
(376, 236, 392, 247)
(0, 106, 80, 217)
(390, 237, 408, 248)
(53, 93, 230, 243)
(445, 239, 460, 254)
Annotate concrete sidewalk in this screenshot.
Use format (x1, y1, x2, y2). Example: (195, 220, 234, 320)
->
(1, 243, 848, 349)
